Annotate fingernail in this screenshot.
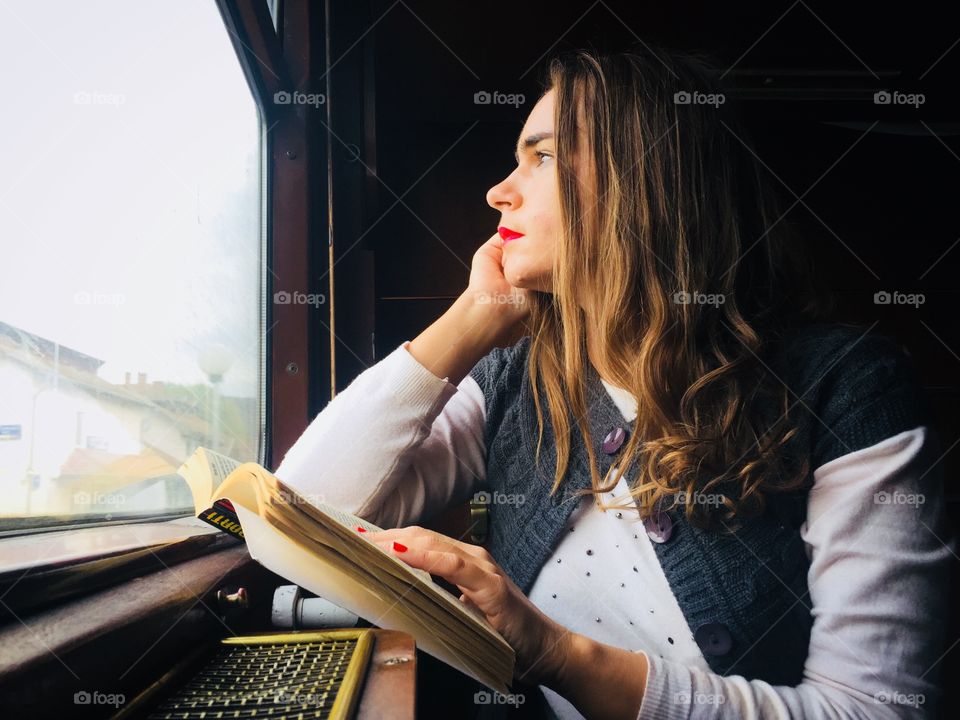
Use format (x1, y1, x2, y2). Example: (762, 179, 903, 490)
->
(355, 526, 366, 533)
(392, 541, 408, 553)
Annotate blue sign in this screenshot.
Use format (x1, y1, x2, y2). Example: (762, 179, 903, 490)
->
(0, 425, 21, 441)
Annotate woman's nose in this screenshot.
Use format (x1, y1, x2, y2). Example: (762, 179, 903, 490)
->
(486, 177, 520, 211)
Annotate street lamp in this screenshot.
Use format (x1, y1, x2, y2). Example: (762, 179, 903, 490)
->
(198, 344, 233, 452)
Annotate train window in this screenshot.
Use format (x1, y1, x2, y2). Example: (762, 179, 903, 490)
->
(0, 1, 264, 533)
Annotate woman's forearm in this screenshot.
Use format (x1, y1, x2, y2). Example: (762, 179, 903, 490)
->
(407, 292, 518, 385)
(549, 632, 649, 719)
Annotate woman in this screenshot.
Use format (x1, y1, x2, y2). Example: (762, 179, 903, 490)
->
(277, 46, 953, 719)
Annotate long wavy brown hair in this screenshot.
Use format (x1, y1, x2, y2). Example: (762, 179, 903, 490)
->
(526, 46, 835, 533)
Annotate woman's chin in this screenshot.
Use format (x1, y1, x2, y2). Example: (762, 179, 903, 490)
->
(504, 261, 532, 288)
(502, 264, 520, 286)
(503, 252, 551, 291)
(504, 272, 549, 294)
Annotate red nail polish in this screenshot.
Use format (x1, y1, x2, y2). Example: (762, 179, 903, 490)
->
(355, 526, 366, 533)
(392, 541, 407, 552)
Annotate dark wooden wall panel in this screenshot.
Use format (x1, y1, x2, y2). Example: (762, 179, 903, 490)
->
(322, 1, 960, 706)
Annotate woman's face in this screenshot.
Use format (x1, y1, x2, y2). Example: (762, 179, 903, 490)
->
(485, 89, 560, 293)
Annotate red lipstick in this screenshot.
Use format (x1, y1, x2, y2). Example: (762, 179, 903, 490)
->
(498, 226, 525, 243)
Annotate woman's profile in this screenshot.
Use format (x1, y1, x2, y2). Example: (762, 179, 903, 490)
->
(277, 44, 953, 719)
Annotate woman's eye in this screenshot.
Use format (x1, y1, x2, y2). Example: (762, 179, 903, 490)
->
(535, 150, 553, 166)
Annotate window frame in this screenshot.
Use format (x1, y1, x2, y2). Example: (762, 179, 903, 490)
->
(215, 0, 329, 470)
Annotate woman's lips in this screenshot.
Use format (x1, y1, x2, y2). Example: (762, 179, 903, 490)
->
(498, 226, 525, 243)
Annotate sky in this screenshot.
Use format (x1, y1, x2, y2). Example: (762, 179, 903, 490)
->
(0, 0, 262, 398)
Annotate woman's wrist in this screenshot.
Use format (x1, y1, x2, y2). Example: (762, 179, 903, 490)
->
(539, 629, 587, 694)
(406, 293, 518, 385)
(516, 619, 577, 689)
(449, 290, 527, 354)
(542, 631, 650, 720)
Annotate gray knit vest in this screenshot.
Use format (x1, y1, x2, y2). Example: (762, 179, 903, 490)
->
(467, 322, 928, 687)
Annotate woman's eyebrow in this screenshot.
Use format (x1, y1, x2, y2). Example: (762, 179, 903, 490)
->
(514, 131, 555, 163)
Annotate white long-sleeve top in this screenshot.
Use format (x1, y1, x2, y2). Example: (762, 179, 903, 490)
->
(275, 341, 954, 719)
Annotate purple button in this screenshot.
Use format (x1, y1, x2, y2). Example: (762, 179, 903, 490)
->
(602, 426, 626, 454)
(643, 512, 673, 543)
(694, 622, 732, 656)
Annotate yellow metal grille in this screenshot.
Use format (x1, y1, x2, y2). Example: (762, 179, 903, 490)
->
(145, 630, 373, 720)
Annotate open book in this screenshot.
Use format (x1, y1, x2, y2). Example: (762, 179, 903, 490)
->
(178, 447, 515, 695)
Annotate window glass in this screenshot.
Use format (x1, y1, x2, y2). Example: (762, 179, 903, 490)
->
(0, 1, 263, 529)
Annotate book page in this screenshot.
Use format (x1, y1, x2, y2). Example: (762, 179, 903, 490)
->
(307, 499, 384, 534)
(210, 464, 268, 517)
(270, 503, 508, 659)
(205, 448, 242, 486)
(178, 446, 244, 515)
(269, 475, 434, 586)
